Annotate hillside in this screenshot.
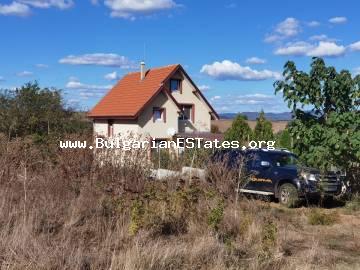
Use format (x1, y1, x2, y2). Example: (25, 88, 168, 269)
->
(219, 112, 293, 121)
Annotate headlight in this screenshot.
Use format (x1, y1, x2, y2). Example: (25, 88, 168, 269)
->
(300, 172, 319, 181)
(308, 174, 318, 181)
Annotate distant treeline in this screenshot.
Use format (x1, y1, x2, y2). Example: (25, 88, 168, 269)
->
(219, 112, 292, 121)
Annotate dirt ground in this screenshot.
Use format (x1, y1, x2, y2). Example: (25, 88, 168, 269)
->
(258, 200, 360, 269)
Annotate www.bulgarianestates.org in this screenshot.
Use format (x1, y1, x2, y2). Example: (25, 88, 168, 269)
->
(59, 138, 277, 150)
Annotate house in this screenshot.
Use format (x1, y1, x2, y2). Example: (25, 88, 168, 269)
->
(88, 62, 219, 146)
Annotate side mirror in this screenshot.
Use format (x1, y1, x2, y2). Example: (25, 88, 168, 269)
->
(260, 161, 270, 168)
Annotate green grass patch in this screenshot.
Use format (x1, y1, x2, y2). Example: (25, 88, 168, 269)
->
(307, 209, 339, 226)
(345, 195, 360, 213)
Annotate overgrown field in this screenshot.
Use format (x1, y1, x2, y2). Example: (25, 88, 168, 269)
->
(0, 136, 359, 270)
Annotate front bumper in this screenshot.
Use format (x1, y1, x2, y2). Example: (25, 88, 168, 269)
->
(298, 179, 341, 197)
(319, 180, 342, 196)
(298, 179, 318, 196)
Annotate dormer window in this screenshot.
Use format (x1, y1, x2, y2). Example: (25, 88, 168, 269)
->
(170, 79, 181, 92)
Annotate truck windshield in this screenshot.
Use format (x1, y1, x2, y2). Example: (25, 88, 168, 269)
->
(273, 153, 299, 167)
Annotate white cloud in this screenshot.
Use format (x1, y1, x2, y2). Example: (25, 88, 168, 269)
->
(308, 41, 345, 57)
(210, 95, 221, 101)
(265, 17, 300, 43)
(209, 93, 285, 113)
(245, 57, 266, 64)
(79, 92, 103, 99)
(0, 2, 30, 16)
(200, 60, 281, 81)
(275, 42, 313, 56)
(65, 77, 112, 91)
(309, 34, 336, 42)
(65, 77, 112, 100)
(307, 21, 320, 27)
(16, 71, 33, 77)
(353, 67, 360, 76)
(275, 17, 300, 36)
(275, 41, 346, 57)
(104, 0, 179, 19)
(104, 71, 119, 80)
(59, 53, 134, 68)
(35, 63, 49, 68)
(18, 0, 73, 9)
(67, 98, 80, 104)
(234, 94, 273, 105)
(68, 76, 78, 81)
(0, 0, 73, 16)
(245, 93, 272, 98)
(198, 85, 211, 91)
(329, 16, 347, 24)
(348, 41, 360, 51)
(264, 35, 280, 43)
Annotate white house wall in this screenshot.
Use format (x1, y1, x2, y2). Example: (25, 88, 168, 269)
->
(169, 71, 211, 132)
(138, 91, 179, 139)
(113, 120, 139, 137)
(93, 120, 108, 136)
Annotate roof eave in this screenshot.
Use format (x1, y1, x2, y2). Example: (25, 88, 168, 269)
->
(88, 115, 137, 120)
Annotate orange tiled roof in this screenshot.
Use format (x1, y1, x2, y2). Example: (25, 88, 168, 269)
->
(88, 64, 179, 118)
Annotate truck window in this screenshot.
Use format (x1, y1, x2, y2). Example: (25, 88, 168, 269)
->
(273, 154, 298, 167)
(247, 152, 265, 169)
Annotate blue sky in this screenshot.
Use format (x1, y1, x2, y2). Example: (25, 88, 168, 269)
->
(1, 0, 360, 113)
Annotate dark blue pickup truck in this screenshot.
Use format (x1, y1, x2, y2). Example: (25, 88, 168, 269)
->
(212, 148, 343, 207)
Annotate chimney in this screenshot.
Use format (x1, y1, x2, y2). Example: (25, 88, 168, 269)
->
(140, 61, 145, 80)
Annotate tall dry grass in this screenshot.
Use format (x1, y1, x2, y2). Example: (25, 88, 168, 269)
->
(0, 135, 359, 270)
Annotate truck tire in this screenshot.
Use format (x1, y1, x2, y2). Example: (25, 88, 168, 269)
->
(279, 183, 298, 208)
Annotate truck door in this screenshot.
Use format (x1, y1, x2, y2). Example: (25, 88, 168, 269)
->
(245, 152, 274, 192)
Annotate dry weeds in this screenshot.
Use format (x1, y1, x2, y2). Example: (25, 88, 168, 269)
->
(0, 136, 359, 270)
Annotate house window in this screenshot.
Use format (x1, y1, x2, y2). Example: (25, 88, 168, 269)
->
(170, 79, 181, 92)
(108, 120, 114, 137)
(178, 104, 194, 122)
(153, 108, 166, 122)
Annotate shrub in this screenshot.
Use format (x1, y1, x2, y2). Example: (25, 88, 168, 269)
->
(207, 200, 224, 231)
(145, 212, 187, 236)
(345, 194, 360, 212)
(129, 199, 145, 235)
(261, 221, 277, 257)
(307, 209, 339, 225)
(239, 214, 253, 236)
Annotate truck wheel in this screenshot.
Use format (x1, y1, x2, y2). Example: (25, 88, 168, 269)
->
(279, 183, 298, 208)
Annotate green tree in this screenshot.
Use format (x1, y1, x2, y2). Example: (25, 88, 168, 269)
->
(253, 110, 274, 141)
(224, 114, 252, 144)
(274, 57, 360, 183)
(0, 82, 91, 138)
(275, 128, 292, 150)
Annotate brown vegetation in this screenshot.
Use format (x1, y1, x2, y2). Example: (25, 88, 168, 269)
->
(212, 120, 288, 134)
(0, 136, 359, 270)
